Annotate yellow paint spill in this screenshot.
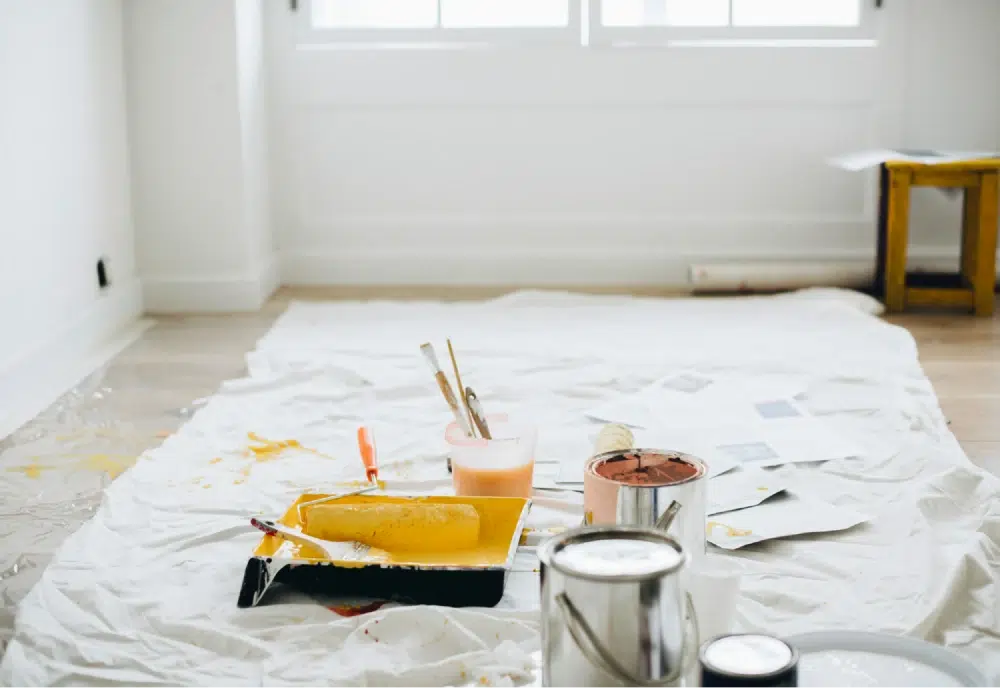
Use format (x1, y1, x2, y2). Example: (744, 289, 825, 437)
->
(757, 487, 769, 491)
(74, 454, 134, 480)
(239, 466, 252, 477)
(202, 484, 212, 489)
(10, 454, 134, 480)
(8, 462, 53, 479)
(209, 457, 223, 465)
(246, 432, 333, 461)
(706, 521, 753, 538)
(234, 479, 246, 485)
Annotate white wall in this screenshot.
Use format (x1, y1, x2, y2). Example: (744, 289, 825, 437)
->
(0, 0, 142, 436)
(904, 0, 1000, 260)
(125, 0, 276, 312)
(267, 0, 1000, 285)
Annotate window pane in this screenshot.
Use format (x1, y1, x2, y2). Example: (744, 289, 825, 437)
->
(601, 0, 728, 27)
(732, 0, 861, 26)
(440, 0, 569, 28)
(311, 0, 438, 28)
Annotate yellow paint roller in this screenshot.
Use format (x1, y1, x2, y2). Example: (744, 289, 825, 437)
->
(301, 502, 481, 552)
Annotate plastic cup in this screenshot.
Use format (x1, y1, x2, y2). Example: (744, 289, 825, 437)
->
(445, 414, 536, 498)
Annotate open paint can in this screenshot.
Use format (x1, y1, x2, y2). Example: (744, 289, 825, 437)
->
(583, 449, 707, 567)
(539, 526, 699, 687)
(700, 634, 799, 687)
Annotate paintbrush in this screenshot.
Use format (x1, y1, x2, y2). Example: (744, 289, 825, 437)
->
(465, 387, 492, 440)
(420, 342, 473, 437)
(446, 339, 475, 436)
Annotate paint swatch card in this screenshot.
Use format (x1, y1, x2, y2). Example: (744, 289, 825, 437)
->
(754, 399, 807, 420)
(706, 495, 868, 550)
(706, 468, 788, 516)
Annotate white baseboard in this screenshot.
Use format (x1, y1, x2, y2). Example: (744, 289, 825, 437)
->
(279, 245, 997, 286)
(143, 255, 279, 313)
(0, 277, 148, 441)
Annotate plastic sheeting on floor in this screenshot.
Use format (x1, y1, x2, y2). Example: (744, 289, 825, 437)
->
(2, 289, 999, 686)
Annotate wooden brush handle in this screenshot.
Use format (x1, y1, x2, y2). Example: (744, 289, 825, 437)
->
(437, 373, 473, 435)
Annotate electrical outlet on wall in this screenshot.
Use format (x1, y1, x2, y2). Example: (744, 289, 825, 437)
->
(96, 258, 110, 290)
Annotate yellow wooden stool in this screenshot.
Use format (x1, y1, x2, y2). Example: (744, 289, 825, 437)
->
(876, 159, 999, 316)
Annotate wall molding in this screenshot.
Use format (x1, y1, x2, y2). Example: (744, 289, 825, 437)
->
(143, 255, 279, 313)
(279, 245, 995, 287)
(0, 277, 146, 441)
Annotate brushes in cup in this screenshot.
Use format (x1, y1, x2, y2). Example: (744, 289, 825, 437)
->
(465, 387, 492, 440)
(420, 342, 474, 437)
(447, 339, 475, 434)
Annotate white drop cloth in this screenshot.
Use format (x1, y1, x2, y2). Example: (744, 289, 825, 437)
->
(3, 289, 1000, 686)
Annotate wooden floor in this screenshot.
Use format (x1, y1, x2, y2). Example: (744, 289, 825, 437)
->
(139, 287, 999, 480)
(887, 310, 1000, 475)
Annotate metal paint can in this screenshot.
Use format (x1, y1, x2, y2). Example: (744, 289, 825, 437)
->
(583, 449, 708, 567)
(538, 526, 699, 687)
(699, 634, 799, 686)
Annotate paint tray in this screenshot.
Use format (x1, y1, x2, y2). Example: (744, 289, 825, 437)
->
(237, 493, 531, 608)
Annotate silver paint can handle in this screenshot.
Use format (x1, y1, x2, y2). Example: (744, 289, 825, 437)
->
(555, 591, 700, 687)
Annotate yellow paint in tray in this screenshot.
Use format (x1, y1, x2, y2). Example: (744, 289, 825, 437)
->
(253, 494, 530, 569)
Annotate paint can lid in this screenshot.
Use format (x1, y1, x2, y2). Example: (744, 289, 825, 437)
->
(544, 527, 685, 581)
(700, 634, 799, 687)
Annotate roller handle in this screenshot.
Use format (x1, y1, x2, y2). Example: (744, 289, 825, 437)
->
(358, 426, 378, 482)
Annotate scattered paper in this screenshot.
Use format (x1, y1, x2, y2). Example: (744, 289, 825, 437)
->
(706, 495, 868, 550)
(754, 399, 807, 420)
(707, 468, 788, 516)
(584, 371, 809, 430)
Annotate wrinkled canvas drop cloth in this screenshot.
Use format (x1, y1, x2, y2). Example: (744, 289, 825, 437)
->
(3, 289, 1000, 686)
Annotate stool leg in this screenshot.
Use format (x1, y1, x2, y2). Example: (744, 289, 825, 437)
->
(961, 185, 980, 288)
(884, 170, 912, 313)
(972, 171, 999, 317)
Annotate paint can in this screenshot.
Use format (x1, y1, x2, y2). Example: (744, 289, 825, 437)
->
(538, 526, 699, 687)
(583, 449, 707, 567)
(699, 634, 799, 686)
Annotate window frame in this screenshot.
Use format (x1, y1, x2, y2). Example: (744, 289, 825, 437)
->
(589, 0, 880, 47)
(293, 0, 583, 47)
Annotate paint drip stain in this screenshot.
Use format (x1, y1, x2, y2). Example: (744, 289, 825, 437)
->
(327, 601, 386, 617)
(9, 454, 134, 480)
(209, 457, 223, 465)
(8, 461, 53, 479)
(706, 521, 753, 538)
(246, 432, 334, 462)
(74, 454, 134, 479)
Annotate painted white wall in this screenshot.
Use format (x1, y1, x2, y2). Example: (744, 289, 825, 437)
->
(267, 0, 1000, 285)
(905, 0, 1000, 261)
(0, 0, 142, 437)
(125, 0, 276, 312)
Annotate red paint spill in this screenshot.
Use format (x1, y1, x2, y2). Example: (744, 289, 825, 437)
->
(327, 601, 387, 617)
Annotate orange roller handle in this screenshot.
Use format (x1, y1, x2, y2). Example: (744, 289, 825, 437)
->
(357, 426, 378, 482)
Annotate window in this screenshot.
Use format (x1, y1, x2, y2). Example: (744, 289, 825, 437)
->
(299, 0, 874, 45)
(594, 0, 873, 45)
(601, 0, 862, 28)
(309, 0, 571, 32)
